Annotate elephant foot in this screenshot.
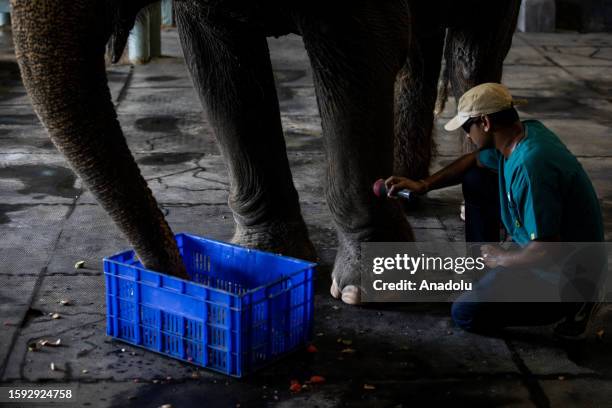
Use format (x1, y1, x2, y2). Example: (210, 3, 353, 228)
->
(330, 235, 364, 305)
(231, 219, 317, 262)
(162, 260, 190, 281)
(331, 218, 414, 305)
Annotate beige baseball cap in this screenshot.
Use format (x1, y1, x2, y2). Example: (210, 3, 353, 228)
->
(444, 83, 527, 131)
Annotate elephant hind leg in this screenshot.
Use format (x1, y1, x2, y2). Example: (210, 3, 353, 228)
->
(300, 3, 414, 304)
(175, 2, 315, 261)
(443, 0, 521, 152)
(393, 25, 446, 181)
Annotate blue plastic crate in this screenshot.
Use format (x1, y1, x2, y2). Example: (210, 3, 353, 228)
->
(103, 233, 316, 377)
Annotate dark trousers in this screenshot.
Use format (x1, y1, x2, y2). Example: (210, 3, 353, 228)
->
(462, 166, 501, 243)
(451, 167, 570, 332)
(451, 266, 574, 332)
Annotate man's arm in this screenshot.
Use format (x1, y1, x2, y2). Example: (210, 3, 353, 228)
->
(385, 151, 481, 196)
(481, 236, 562, 269)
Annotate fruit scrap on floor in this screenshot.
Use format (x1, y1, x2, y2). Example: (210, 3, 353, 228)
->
(306, 344, 318, 353)
(29, 338, 61, 351)
(308, 375, 325, 385)
(289, 380, 302, 393)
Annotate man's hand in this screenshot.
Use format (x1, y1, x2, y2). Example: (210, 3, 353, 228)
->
(384, 176, 428, 198)
(481, 239, 558, 269)
(480, 244, 507, 268)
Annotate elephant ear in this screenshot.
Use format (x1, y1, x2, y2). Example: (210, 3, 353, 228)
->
(108, 1, 157, 63)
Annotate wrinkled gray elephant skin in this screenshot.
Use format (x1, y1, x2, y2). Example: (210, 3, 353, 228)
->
(10, 0, 520, 304)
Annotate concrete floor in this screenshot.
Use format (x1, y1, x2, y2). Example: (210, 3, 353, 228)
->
(1, 26, 612, 407)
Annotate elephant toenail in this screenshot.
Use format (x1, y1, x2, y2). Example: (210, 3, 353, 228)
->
(330, 278, 341, 299)
(341, 285, 360, 305)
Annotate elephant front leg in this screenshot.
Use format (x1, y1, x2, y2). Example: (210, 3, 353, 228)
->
(301, 7, 414, 304)
(175, 4, 315, 261)
(11, 0, 187, 279)
(394, 21, 446, 181)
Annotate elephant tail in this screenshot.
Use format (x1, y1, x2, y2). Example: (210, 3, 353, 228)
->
(434, 29, 451, 117)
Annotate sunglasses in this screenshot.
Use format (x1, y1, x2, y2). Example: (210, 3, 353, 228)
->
(461, 117, 481, 134)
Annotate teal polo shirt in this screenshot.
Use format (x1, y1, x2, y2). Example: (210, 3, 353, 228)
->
(478, 120, 604, 246)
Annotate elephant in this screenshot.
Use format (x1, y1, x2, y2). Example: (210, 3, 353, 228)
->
(10, 0, 521, 304)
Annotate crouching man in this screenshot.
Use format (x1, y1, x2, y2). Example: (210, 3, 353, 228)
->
(385, 83, 605, 339)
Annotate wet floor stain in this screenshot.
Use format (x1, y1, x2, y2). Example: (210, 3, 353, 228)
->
(284, 129, 323, 150)
(0, 164, 79, 199)
(134, 115, 180, 132)
(107, 70, 129, 83)
(0, 203, 26, 225)
(274, 69, 308, 102)
(0, 60, 25, 104)
(0, 87, 26, 104)
(136, 152, 202, 166)
(276, 86, 295, 102)
(0, 113, 38, 126)
(27, 139, 55, 150)
(0, 134, 55, 150)
(144, 75, 179, 82)
(0, 60, 22, 87)
(274, 69, 307, 84)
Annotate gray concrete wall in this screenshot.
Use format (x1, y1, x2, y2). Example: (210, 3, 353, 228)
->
(557, 0, 612, 32)
(518, 0, 557, 32)
(518, 0, 612, 32)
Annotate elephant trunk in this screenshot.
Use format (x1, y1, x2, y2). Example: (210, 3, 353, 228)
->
(11, 0, 188, 279)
